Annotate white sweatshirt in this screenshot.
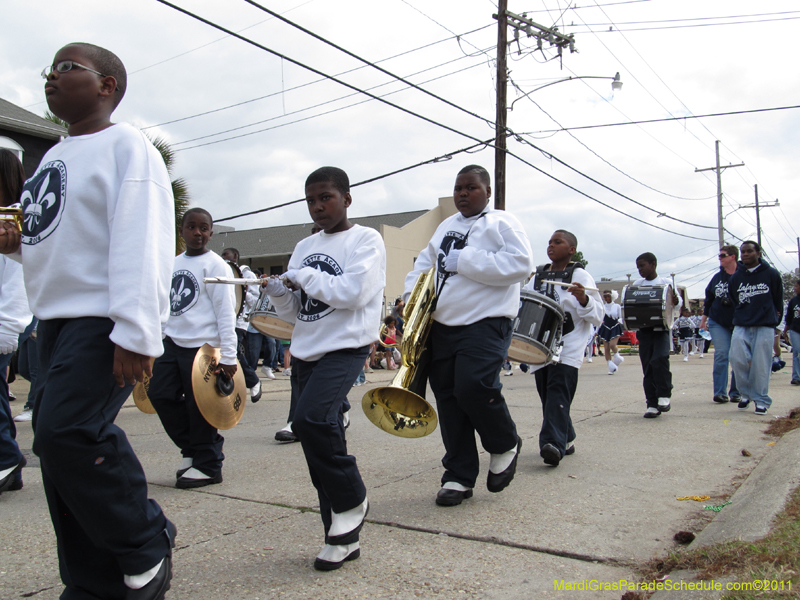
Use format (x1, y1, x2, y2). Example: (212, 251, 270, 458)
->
(631, 275, 683, 331)
(404, 208, 533, 326)
(270, 225, 386, 362)
(0, 256, 33, 342)
(13, 123, 174, 358)
(164, 251, 238, 365)
(523, 267, 603, 369)
(236, 264, 260, 330)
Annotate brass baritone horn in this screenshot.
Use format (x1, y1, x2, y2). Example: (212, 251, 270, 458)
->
(362, 267, 438, 438)
(0, 207, 23, 230)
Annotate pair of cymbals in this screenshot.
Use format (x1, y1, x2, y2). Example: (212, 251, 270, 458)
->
(133, 344, 247, 430)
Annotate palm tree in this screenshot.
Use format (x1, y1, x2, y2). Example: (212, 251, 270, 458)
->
(143, 134, 189, 254)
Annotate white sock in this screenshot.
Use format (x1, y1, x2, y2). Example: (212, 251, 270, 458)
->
(317, 542, 359, 562)
(489, 444, 518, 474)
(180, 467, 211, 480)
(0, 463, 18, 480)
(280, 422, 293, 433)
(612, 353, 624, 366)
(179, 457, 193, 470)
(658, 397, 670, 407)
(124, 559, 163, 590)
(342, 411, 350, 428)
(442, 481, 470, 492)
(329, 498, 368, 537)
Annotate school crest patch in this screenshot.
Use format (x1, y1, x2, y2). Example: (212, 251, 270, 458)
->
(437, 231, 466, 278)
(170, 270, 199, 315)
(20, 160, 67, 245)
(297, 254, 342, 322)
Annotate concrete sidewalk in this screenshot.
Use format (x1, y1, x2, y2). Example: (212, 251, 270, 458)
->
(2, 352, 799, 599)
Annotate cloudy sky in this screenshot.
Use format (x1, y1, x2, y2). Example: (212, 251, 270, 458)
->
(3, 0, 800, 297)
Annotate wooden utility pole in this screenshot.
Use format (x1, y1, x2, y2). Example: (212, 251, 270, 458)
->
(739, 184, 778, 247)
(494, 0, 508, 210)
(492, 7, 575, 210)
(695, 140, 743, 247)
(787, 237, 800, 274)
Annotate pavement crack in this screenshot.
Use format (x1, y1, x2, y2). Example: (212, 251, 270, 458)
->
(20, 586, 56, 598)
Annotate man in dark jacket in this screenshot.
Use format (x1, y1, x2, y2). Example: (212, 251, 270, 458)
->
(700, 245, 741, 404)
(728, 241, 783, 415)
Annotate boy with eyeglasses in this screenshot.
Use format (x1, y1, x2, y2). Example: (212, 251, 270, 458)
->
(0, 43, 176, 600)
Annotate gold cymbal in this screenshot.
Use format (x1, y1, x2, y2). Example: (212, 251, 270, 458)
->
(191, 344, 247, 430)
(133, 357, 157, 414)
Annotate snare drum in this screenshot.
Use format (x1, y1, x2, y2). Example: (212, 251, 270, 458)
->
(507, 291, 565, 364)
(225, 261, 246, 317)
(620, 284, 674, 331)
(249, 288, 295, 341)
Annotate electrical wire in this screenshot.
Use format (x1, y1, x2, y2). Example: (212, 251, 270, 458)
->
(571, 10, 800, 28)
(570, 15, 800, 32)
(214, 138, 494, 223)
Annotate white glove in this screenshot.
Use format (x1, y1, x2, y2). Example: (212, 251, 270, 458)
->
(444, 249, 461, 273)
(0, 332, 18, 355)
(264, 277, 287, 297)
(282, 269, 300, 289)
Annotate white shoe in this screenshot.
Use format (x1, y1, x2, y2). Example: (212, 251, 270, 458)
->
(607, 361, 617, 375)
(13, 409, 32, 422)
(503, 370, 513, 376)
(249, 380, 262, 402)
(612, 353, 624, 366)
(699, 354, 704, 358)
(657, 397, 671, 412)
(587, 357, 592, 363)
(284, 368, 291, 377)
(683, 356, 689, 362)
(689, 351, 696, 355)
(643, 407, 661, 418)
(314, 542, 360, 571)
(261, 366, 276, 380)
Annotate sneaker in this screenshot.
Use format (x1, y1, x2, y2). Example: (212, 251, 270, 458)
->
(503, 370, 513, 376)
(643, 407, 661, 418)
(284, 368, 292, 377)
(699, 354, 704, 358)
(540, 443, 562, 466)
(275, 423, 299, 443)
(519, 363, 529, 373)
(657, 397, 671, 412)
(249, 380, 262, 403)
(607, 361, 617, 375)
(729, 395, 742, 403)
(754, 405, 768, 415)
(586, 357, 592, 363)
(792, 380, 800, 386)
(565, 441, 575, 455)
(683, 356, 689, 362)
(261, 366, 276, 380)
(503, 360, 512, 371)
(712, 395, 729, 404)
(13, 409, 33, 422)
(689, 351, 696, 355)
(737, 398, 751, 410)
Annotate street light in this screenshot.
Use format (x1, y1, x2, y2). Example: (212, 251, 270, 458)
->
(509, 72, 622, 111)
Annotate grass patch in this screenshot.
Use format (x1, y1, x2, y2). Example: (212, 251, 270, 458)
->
(635, 408, 800, 599)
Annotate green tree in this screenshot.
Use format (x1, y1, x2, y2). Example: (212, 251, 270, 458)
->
(144, 134, 190, 254)
(43, 110, 68, 129)
(781, 271, 798, 305)
(571, 250, 588, 268)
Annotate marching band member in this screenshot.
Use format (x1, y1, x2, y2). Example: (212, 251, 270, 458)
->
(264, 166, 385, 571)
(148, 208, 238, 489)
(403, 164, 533, 507)
(633, 252, 681, 419)
(523, 230, 602, 467)
(0, 43, 176, 599)
(598, 290, 624, 374)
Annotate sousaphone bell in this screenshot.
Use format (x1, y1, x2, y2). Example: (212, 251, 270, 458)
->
(362, 268, 438, 438)
(191, 344, 247, 430)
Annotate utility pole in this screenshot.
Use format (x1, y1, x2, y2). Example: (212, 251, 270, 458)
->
(494, 0, 508, 210)
(739, 184, 779, 247)
(787, 237, 800, 274)
(492, 7, 575, 210)
(695, 140, 743, 247)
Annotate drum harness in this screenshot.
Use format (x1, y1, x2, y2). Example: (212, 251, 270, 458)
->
(531, 261, 585, 363)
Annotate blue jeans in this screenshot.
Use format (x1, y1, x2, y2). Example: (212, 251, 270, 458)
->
(707, 319, 739, 399)
(789, 330, 800, 382)
(0, 321, 36, 470)
(729, 326, 774, 408)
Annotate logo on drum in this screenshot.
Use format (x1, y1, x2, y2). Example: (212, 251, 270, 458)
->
(297, 253, 343, 322)
(20, 160, 67, 245)
(437, 231, 466, 278)
(170, 270, 199, 315)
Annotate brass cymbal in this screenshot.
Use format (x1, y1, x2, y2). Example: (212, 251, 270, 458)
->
(191, 344, 247, 430)
(133, 357, 157, 414)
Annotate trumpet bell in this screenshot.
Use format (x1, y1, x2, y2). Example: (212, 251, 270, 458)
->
(362, 373, 437, 438)
(0, 207, 23, 230)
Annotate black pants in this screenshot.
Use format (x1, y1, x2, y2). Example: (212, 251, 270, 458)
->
(637, 328, 673, 407)
(148, 338, 224, 476)
(292, 346, 369, 537)
(236, 328, 259, 388)
(33, 318, 170, 600)
(428, 317, 518, 489)
(534, 362, 578, 456)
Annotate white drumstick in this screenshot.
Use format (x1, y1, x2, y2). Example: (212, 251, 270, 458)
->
(203, 277, 263, 285)
(539, 280, 599, 292)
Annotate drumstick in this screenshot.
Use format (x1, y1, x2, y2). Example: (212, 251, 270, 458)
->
(539, 280, 599, 292)
(203, 277, 263, 285)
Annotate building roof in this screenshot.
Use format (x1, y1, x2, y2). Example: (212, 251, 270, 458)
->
(0, 97, 67, 140)
(207, 209, 428, 258)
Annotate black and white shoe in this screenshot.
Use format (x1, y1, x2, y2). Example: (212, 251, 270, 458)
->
(540, 443, 562, 467)
(314, 543, 360, 571)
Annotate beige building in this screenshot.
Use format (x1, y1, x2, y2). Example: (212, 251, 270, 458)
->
(207, 197, 458, 313)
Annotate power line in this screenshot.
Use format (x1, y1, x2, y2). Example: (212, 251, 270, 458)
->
(522, 104, 800, 134)
(568, 15, 800, 32)
(571, 10, 800, 28)
(215, 138, 494, 223)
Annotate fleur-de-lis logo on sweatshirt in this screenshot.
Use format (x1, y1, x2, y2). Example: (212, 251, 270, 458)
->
(20, 161, 67, 246)
(22, 172, 57, 229)
(170, 270, 198, 316)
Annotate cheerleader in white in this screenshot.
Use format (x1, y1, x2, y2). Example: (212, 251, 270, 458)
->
(598, 290, 624, 374)
(673, 308, 695, 362)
